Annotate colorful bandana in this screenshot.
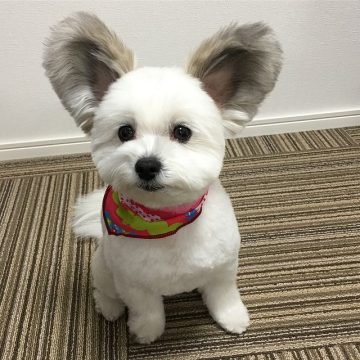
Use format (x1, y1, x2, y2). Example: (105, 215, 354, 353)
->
(102, 186, 207, 239)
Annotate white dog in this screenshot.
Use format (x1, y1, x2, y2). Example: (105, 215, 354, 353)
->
(43, 12, 282, 344)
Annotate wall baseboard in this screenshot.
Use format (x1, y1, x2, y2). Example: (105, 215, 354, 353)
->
(241, 109, 360, 137)
(1, 110, 359, 161)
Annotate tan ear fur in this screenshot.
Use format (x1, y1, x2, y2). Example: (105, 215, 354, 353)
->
(186, 23, 282, 138)
(43, 12, 134, 133)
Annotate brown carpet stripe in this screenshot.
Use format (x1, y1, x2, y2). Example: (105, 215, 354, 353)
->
(344, 126, 360, 145)
(225, 127, 358, 157)
(0, 126, 360, 359)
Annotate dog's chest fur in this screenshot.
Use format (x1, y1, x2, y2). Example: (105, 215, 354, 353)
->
(102, 180, 240, 296)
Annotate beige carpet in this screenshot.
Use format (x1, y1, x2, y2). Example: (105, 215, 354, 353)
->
(1, 127, 360, 359)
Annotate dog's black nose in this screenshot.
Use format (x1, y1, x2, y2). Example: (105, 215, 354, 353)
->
(135, 157, 162, 181)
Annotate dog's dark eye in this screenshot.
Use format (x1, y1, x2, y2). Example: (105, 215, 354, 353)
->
(173, 125, 192, 143)
(118, 125, 135, 142)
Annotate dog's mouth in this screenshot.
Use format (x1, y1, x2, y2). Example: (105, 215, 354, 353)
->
(137, 182, 164, 192)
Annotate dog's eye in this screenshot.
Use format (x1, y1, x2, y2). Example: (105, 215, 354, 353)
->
(173, 125, 192, 143)
(118, 125, 135, 142)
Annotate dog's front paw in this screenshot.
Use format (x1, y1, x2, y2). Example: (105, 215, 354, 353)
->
(128, 313, 165, 344)
(215, 302, 250, 334)
(93, 289, 125, 321)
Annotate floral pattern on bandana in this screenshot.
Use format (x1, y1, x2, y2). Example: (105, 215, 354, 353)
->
(102, 186, 207, 239)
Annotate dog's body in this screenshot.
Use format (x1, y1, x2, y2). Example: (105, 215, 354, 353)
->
(43, 13, 282, 343)
(78, 179, 243, 343)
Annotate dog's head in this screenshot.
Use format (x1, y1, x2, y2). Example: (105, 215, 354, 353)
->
(43, 12, 282, 207)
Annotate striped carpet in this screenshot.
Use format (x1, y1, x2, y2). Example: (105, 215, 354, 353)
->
(1, 127, 360, 360)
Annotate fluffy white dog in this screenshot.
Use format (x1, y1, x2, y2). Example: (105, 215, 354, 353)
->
(43, 12, 282, 344)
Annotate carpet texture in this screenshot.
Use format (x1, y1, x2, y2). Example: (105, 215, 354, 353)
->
(1, 127, 360, 360)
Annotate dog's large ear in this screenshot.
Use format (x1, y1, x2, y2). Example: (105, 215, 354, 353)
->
(43, 12, 134, 133)
(186, 23, 282, 138)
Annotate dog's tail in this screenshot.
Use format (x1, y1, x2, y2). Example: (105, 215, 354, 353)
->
(73, 188, 104, 240)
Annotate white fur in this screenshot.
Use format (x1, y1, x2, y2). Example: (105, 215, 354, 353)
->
(73, 67, 249, 343)
(73, 188, 104, 239)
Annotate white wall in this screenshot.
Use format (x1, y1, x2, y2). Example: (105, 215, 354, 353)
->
(1, 1, 360, 160)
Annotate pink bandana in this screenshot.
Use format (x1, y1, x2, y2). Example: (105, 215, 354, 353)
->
(102, 186, 207, 239)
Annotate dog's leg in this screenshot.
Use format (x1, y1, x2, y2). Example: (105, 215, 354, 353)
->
(201, 268, 249, 334)
(91, 244, 125, 321)
(119, 287, 165, 344)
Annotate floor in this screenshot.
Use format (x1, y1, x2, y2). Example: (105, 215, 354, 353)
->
(1, 127, 360, 360)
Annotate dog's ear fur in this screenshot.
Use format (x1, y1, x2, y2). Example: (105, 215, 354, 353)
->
(186, 23, 282, 138)
(43, 12, 134, 133)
